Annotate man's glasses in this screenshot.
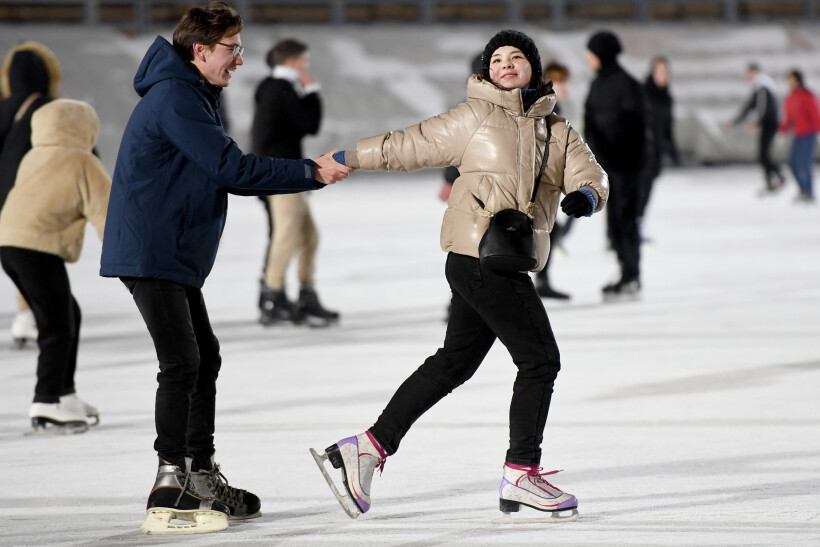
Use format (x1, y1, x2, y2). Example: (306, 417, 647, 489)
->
(215, 42, 244, 59)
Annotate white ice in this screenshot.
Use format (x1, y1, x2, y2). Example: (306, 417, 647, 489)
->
(1, 165, 818, 545)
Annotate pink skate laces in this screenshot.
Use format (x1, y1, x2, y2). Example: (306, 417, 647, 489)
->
(506, 463, 564, 490)
(366, 431, 388, 474)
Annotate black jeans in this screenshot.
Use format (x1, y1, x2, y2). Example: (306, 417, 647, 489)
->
(759, 123, 782, 188)
(1, 246, 80, 403)
(370, 253, 561, 465)
(606, 171, 642, 281)
(121, 278, 222, 469)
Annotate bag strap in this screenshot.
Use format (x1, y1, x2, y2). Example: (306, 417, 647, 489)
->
(529, 119, 551, 206)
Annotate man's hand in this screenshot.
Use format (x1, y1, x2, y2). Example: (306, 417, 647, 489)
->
(313, 150, 353, 185)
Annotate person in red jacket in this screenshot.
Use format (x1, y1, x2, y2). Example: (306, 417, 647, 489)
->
(780, 69, 820, 203)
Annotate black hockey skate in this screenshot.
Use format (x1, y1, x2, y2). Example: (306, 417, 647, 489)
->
(141, 458, 230, 534)
(259, 287, 295, 326)
(293, 286, 339, 328)
(602, 277, 641, 302)
(193, 459, 261, 520)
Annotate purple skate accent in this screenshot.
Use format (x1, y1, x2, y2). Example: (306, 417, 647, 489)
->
(357, 499, 371, 512)
(500, 478, 513, 496)
(338, 436, 359, 449)
(556, 495, 578, 510)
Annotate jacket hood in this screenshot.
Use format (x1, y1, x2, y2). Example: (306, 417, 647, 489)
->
(134, 36, 207, 98)
(466, 75, 555, 118)
(1, 41, 61, 98)
(31, 98, 99, 150)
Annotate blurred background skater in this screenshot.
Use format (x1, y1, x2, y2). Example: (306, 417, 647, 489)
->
(584, 30, 646, 301)
(0, 42, 61, 347)
(535, 60, 574, 300)
(779, 68, 820, 204)
(0, 99, 109, 434)
(252, 38, 338, 327)
(313, 29, 607, 520)
(723, 63, 784, 195)
(640, 55, 679, 241)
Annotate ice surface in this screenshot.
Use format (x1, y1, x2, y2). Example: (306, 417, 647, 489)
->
(1, 166, 819, 545)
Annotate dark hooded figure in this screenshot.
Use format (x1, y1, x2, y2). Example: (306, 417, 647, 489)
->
(640, 55, 679, 220)
(0, 42, 62, 209)
(583, 30, 647, 299)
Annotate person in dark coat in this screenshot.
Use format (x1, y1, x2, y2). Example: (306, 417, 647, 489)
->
(0, 41, 62, 346)
(252, 38, 338, 326)
(724, 63, 784, 194)
(99, 2, 350, 531)
(639, 56, 679, 224)
(584, 30, 647, 299)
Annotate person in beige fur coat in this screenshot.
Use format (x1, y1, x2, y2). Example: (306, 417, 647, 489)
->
(0, 98, 110, 434)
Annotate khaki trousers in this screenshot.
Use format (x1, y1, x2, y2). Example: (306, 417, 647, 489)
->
(16, 289, 29, 312)
(263, 193, 318, 290)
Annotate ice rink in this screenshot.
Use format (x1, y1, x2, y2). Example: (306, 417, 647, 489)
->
(1, 166, 818, 545)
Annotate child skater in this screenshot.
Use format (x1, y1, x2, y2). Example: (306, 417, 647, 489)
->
(312, 30, 608, 519)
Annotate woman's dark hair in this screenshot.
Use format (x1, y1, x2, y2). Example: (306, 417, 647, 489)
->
(173, 1, 243, 61)
(266, 39, 308, 69)
(789, 69, 805, 88)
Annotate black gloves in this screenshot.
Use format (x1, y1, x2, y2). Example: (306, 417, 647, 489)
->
(560, 190, 594, 218)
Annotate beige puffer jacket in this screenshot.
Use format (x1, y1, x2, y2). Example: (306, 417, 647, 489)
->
(0, 99, 110, 262)
(358, 75, 608, 271)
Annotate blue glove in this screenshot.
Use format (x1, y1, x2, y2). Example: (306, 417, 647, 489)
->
(332, 150, 346, 166)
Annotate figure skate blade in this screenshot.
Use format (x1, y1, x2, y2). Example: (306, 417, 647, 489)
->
(140, 508, 229, 534)
(493, 507, 579, 524)
(309, 448, 361, 519)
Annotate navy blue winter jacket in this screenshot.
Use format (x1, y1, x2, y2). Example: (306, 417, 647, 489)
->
(100, 37, 321, 288)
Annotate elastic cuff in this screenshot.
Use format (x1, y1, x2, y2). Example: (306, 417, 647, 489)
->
(578, 187, 597, 216)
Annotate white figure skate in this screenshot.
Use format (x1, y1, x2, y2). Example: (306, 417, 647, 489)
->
(495, 463, 579, 524)
(310, 431, 387, 518)
(11, 309, 37, 349)
(59, 394, 100, 426)
(26, 402, 88, 436)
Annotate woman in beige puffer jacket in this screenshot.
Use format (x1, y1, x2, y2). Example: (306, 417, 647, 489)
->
(0, 98, 110, 432)
(317, 31, 607, 519)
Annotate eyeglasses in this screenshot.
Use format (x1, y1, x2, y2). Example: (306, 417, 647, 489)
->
(215, 41, 244, 59)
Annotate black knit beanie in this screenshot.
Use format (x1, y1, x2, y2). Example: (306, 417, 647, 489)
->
(481, 30, 542, 87)
(586, 31, 622, 66)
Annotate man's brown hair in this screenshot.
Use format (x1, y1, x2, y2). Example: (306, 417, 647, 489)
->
(266, 39, 308, 69)
(173, 2, 243, 61)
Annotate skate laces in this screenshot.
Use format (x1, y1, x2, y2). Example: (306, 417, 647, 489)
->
(365, 431, 388, 475)
(526, 467, 563, 490)
(173, 467, 193, 508)
(205, 464, 245, 507)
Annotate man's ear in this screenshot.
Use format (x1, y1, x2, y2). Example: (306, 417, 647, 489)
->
(192, 43, 207, 62)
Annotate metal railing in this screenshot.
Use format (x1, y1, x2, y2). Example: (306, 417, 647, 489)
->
(0, 0, 816, 31)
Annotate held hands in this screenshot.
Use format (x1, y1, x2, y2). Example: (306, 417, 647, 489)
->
(560, 190, 595, 218)
(313, 149, 354, 185)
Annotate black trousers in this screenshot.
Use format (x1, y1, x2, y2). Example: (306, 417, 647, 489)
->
(1, 246, 80, 403)
(121, 278, 222, 469)
(606, 171, 642, 282)
(370, 253, 561, 465)
(759, 123, 782, 188)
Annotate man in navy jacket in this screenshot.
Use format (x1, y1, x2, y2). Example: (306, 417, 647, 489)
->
(100, 2, 350, 532)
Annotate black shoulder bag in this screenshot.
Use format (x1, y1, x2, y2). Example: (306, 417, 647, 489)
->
(477, 123, 550, 273)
